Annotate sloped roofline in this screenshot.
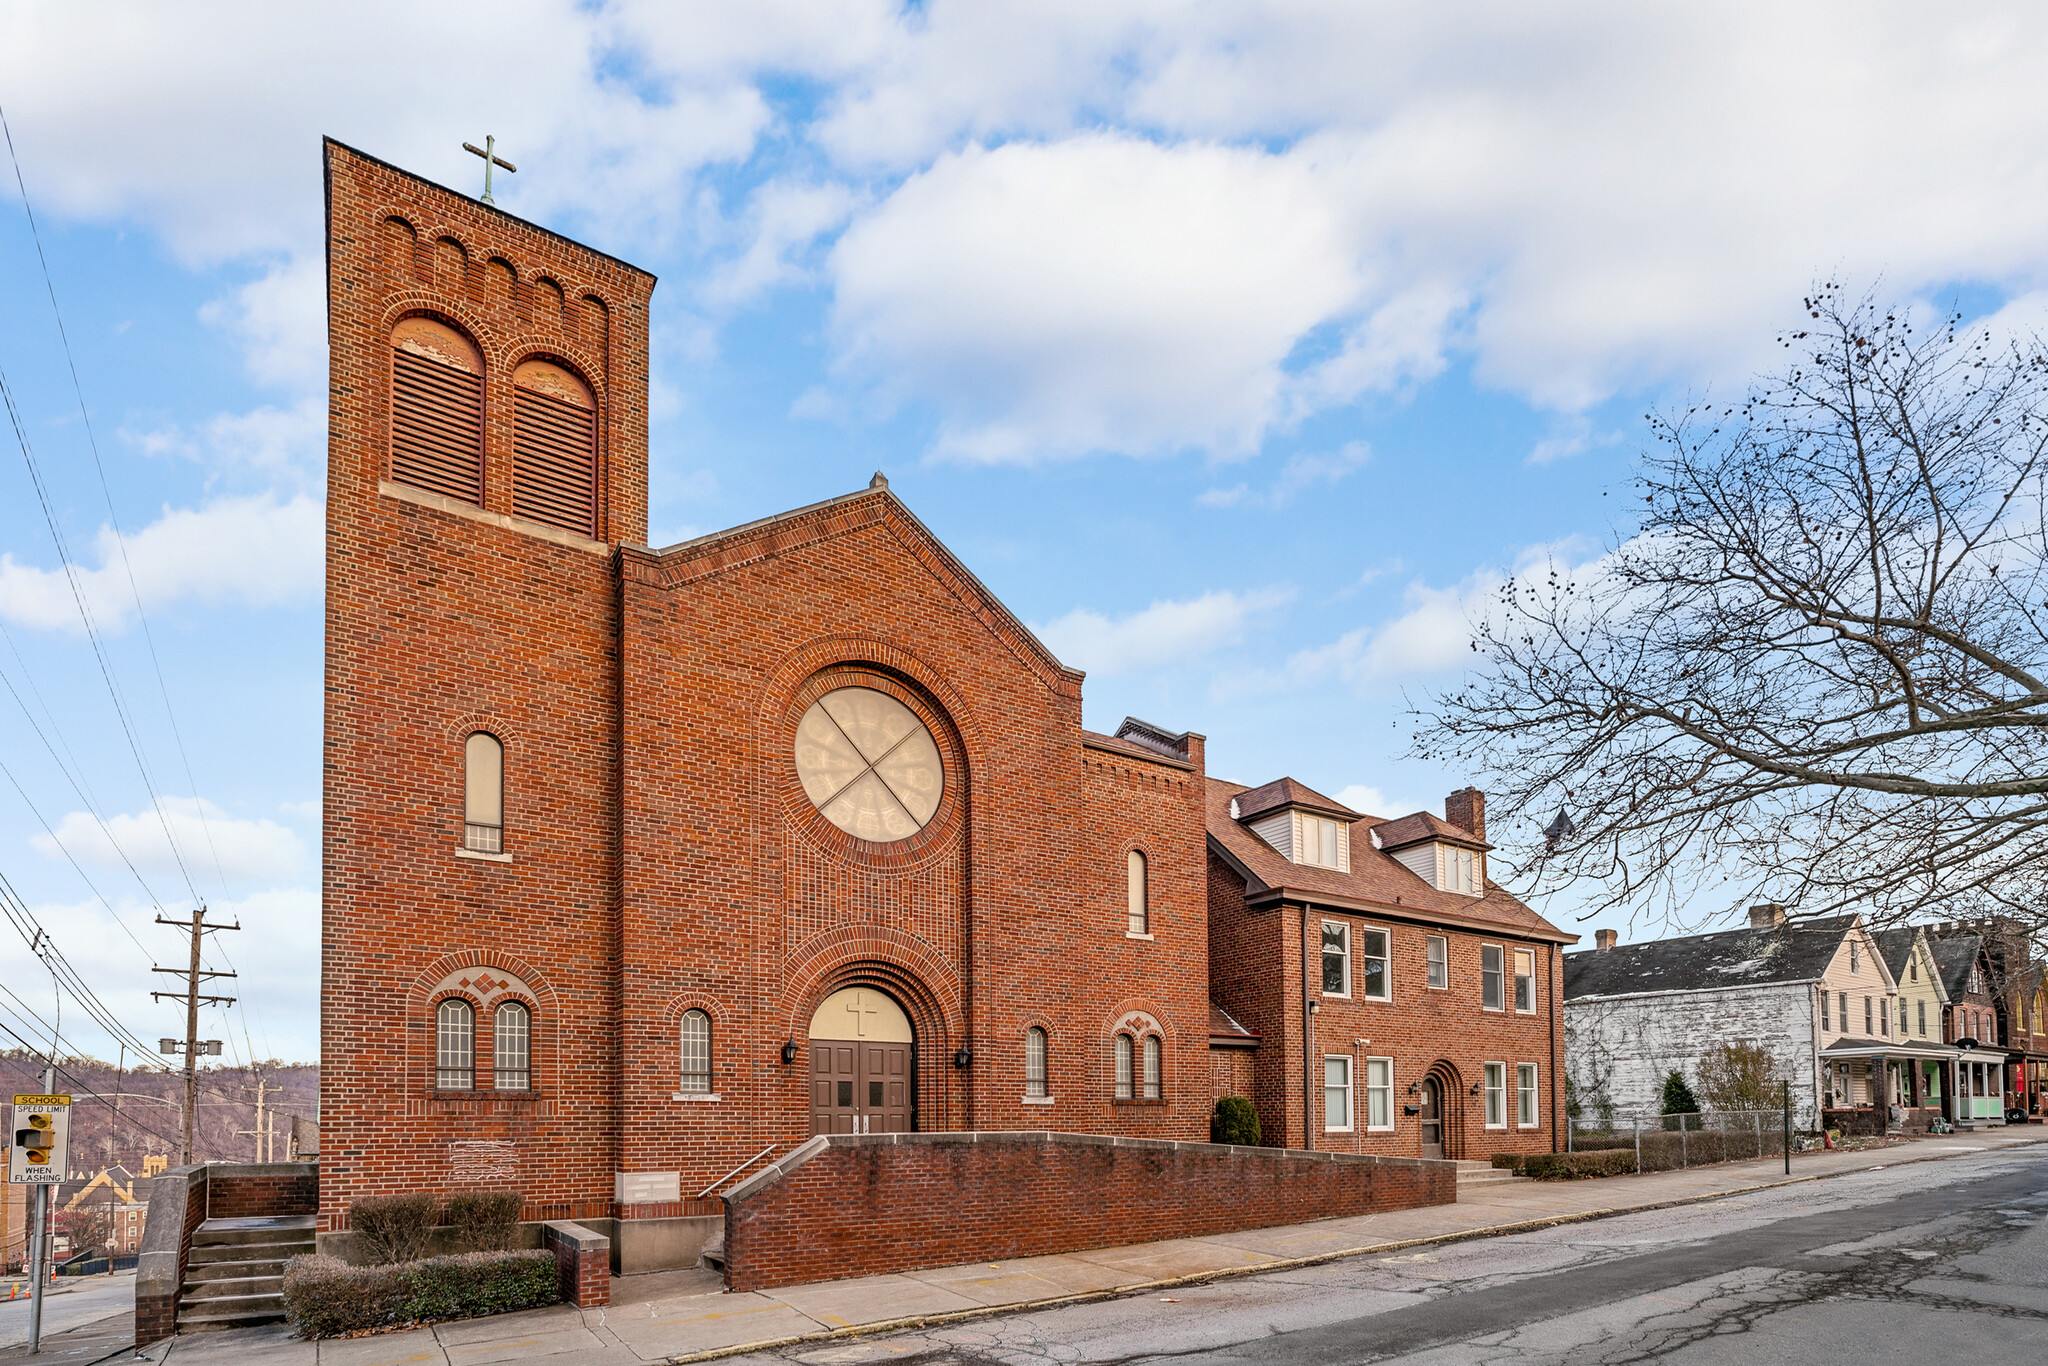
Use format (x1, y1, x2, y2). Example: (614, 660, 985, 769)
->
(620, 478, 1084, 699)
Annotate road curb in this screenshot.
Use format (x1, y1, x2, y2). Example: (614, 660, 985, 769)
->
(659, 1134, 2048, 1364)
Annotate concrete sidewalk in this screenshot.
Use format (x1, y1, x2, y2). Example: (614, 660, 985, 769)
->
(107, 1126, 2047, 1365)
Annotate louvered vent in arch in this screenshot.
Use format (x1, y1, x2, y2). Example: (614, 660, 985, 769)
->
(513, 359, 597, 537)
(389, 317, 483, 504)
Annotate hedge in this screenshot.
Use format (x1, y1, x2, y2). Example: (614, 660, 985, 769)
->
(282, 1251, 558, 1338)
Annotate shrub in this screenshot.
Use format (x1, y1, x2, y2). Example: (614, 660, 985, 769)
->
(446, 1191, 524, 1253)
(283, 1250, 557, 1338)
(1214, 1096, 1262, 1147)
(1520, 1149, 1636, 1180)
(1490, 1153, 1524, 1171)
(1660, 1070, 1701, 1126)
(351, 1193, 441, 1266)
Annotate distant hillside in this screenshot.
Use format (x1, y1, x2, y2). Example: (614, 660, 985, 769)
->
(1, 1050, 317, 1173)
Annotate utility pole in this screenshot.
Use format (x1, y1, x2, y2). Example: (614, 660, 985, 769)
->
(151, 906, 236, 1166)
(233, 1077, 275, 1163)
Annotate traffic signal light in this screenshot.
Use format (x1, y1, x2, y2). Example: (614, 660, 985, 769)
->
(15, 1112, 54, 1165)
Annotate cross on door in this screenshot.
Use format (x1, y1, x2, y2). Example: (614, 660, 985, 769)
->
(842, 990, 883, 1038)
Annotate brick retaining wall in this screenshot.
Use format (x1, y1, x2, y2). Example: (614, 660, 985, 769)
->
(722, 1130, 1455, 1293)
(208, 1163, 319, 1219)
(542, 1220, 611, 1307)
(133, 1166, 208, 1345)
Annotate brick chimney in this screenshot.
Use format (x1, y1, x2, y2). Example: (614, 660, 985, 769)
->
(1595, 929, 1617, 951)
(1749, 904, 1786, 929)
(1445, 787, 1486, 843)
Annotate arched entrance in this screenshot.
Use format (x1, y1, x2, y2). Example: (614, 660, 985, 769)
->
(1423, 1061, 1466, 1160)
(809, 986, 915, 1135)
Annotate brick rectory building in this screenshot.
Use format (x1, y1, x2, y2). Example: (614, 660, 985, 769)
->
(319, 141, 1574, 1269)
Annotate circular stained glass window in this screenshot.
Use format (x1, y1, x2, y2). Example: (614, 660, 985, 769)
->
(794, 687, 944, 842)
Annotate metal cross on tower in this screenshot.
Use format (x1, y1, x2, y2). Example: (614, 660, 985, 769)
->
(463, 135, 517, 205)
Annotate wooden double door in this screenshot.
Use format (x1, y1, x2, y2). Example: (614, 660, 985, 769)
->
(810, 1040, 913, 1135)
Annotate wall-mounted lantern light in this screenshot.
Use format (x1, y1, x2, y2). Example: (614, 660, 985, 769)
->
(953, 1047, 973, 1069)
(780, 1039, 798, 1065)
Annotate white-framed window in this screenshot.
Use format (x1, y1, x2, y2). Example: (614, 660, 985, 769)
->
(679, 1009, 712, 1095)
(463, 732, 504, 853)
(1358, 927, 1390, 1001)
(1516, 1063, 1538, 1127)
(1427, 935, 1448, 990)
(1143, 1036, 1162, 1100)
(1115, 1033, 1134, 1099)
(1365, 1057, 1393, 1131)
(1484, 1061, 1506, 1128)
(1299, 814, 1345, 869)
(1323, 1055, 1353, 1131)
(1820, 990, 1831, 1031)
(1322, 921, 1350, 996)
(1512, 948, 1536, 1013)
(492, 1001, 530, 1090)
(1898, 998, 1909, 1034)
(1127, 850, 1149, 935)
(1917, 999, 1927, 1037)
(1442, 845, 1479, 895)
(1481, 945, 1505, 1011)
(1864, 996, 1873, 1035)
(1839, 991, 1849, 1031)
(436, 998, 475, 1090)
(1025, 1026, 1049, 1099)
(1850, 941, 1860, 973)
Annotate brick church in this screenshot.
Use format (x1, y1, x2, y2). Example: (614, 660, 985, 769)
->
(319, 140, 1573, 1268)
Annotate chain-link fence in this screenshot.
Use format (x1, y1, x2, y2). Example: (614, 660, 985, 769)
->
(1564, 1109, 1789, 1173)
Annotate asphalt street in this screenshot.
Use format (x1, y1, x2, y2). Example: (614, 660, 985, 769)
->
(749, 1143, 2048, 1366)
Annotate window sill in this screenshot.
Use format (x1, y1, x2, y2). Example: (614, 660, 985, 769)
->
(1484, 1124, 1508, 1131)
(671, 1092, 721, 1103)
(429, 1089, 539, 1100)
(1366, 1126, 1395, 1134)
(1125, 931, 1155, 941)
(454, 847, 512, 864)
(1021, 1095, 1056, 1106)
(1324, 1128, 1354, 1135)
(1113, 1097, 1169, 1106)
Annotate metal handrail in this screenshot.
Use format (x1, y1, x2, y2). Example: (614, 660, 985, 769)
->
(698, 1144, 776, 1199)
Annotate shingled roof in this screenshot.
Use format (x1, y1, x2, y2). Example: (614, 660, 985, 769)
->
(1232, 777, 1356, 823)
(1371, 810, 1490, 852)
(1206, 777, 1572, 943)
(1930, 932, 1985, 1000)
(1563, 916, 1857, 1001)
(1872, 927, 1920, 985)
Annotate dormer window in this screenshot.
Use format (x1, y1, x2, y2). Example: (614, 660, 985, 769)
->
(1299, 814, 1346, 869)
(1443, 845, 1479, 896)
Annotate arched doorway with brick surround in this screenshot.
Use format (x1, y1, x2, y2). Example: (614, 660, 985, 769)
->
(1423, 1060, 1466, 1160)
(783, 935, 965, 1133)
(808, 985, 914, 1135)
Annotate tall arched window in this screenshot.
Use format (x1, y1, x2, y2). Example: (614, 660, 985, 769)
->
(1127, 850, 1148, 935)
(493, 1002, 530, 1090)
(436, 999, 475, 1090)
(390, 317, 483, 505)
(1025, 1027, 1048, 1099)
(1114, 1032, 1134, 1100)
(512, 359, 597, 536)
(679, 1009, 712, 1095)
(1143, 1036, 1162, 1099)
(464, 732, 503, 853)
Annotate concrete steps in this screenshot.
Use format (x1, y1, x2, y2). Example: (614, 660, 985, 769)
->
(176, 1215, 315, 1333)
(1455, 1159, 1526, 1190)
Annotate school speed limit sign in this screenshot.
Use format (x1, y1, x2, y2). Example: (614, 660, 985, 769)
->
(8, 1095, 72, 1183)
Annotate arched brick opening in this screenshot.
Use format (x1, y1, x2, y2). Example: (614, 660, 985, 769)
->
(1426, 1059, 1467, 1160)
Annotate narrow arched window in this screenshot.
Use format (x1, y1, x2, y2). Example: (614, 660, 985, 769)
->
(513, 359, 597, 536)
(464, 732, 503, 853)
(1127, 850, 1148, 935)
(493, 1002, 530, 1091)
(1143, 1035, 1162, 1099)
(679, 1009, 712, 1095)
(1114, 1033, 1133, 1099)
(390, 317, 483, 505)
(1025, 1027, 1048, 1099)
(436, 999, 475, 1090)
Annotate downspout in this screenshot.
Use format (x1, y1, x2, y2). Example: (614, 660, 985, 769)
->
(1302, 904, 1315, 1151)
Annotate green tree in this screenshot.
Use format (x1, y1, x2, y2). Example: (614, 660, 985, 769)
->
(1661, 1069, 1700, 1117)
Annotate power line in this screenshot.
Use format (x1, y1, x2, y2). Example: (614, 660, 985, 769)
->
(0, 99, 233, 909)
(0, 872, 162, 1062)
(0, 756, 159, 961)
(0, 1019, 186, 1152)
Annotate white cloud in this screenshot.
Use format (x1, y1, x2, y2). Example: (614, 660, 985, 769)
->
(1200, 441, 1371, 509)
(31, 796, 305, 883)
(1033, 586, 1294, 677)
(827, 135, 1369, 462)
(1527, 415, 1623, 467)
(199, 255, 327, 390)
(0, 494, 324, 633)
(704, 179, 861, 307)
(129, 398, 326, 487)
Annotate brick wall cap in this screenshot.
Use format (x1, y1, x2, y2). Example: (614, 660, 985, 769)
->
(541, 1219, 610, 1253)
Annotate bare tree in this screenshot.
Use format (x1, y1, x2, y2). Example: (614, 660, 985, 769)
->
(1416, 286, 2048, 931)
(1693, 1040, 1781, 1112)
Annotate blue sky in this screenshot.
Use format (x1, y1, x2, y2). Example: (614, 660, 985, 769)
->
(4, 2, 2047, 1065)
